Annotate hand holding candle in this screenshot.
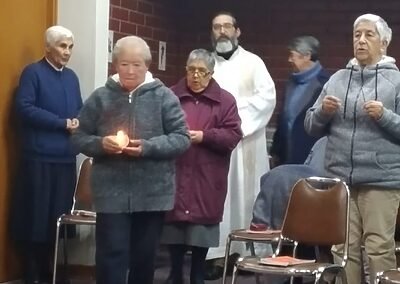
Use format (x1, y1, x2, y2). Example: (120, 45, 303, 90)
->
(102, 130, 129, 154)
(122, 139, 143, 157)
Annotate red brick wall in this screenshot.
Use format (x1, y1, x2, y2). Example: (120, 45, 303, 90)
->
(109, 0, 181, 86)
(109, 0, 400, 124)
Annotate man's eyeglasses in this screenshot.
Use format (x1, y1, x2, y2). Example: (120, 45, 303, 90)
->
(212, 23, 235, 31)
(186, 66, 211, 77)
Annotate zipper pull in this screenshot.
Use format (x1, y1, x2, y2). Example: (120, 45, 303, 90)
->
(129, 93, 132, 103)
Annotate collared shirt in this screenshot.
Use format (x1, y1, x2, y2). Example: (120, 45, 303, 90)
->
(45, 57, 64, 72)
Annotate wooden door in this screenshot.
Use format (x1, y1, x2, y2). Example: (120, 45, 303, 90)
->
(0, 0, 55, 281)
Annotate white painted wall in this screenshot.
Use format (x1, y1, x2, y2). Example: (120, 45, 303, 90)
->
(57, 0, 110, 265)
(58, 0, 109, 100)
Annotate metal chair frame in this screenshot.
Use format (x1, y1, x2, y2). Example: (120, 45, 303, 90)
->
(222, 228, 281, 284)
(230, 176, 350, 284)
(377, 269, 400, 284)
(52, 157, 96, 284)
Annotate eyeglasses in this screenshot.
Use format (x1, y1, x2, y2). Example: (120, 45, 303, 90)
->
(186, 66, 211, 77)
(212, 23, 235, 31)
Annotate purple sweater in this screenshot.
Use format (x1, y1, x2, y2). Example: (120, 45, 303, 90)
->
(166, 78, 242, 224)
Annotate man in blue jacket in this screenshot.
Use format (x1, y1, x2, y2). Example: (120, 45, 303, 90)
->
(252, 137, 327, 230)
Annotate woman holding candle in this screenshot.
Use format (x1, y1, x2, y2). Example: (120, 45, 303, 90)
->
(71, 36, 190, 284)
(162, 49, 242, 284)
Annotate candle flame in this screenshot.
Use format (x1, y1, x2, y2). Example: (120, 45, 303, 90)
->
(117, 130, 125, 138)
(116, 130, 127, 147)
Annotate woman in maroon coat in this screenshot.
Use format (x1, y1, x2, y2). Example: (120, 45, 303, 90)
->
(162, 49, 242, 284)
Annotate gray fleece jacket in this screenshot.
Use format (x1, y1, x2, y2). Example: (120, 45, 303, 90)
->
(305, 57, 400, 188)
(71, 74, 190, 213)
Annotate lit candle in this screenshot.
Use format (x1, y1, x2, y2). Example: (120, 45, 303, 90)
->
(115, 130, 129, 147)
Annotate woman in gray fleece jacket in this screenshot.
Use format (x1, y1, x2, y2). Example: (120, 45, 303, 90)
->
(305, 14, 400, 284)
(71, 36, 190, 284)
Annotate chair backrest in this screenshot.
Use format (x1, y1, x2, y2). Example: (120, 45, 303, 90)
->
(281, 176, 349, 249)
(71, 157, 93, 212)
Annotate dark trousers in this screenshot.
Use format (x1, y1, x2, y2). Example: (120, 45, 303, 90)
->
(19, 242, 52, 283)
(96, 211, 165, 284)
(168, 244, 208, 284)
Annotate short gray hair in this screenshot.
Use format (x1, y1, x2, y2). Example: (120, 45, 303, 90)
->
(354, 14, 392, 46)
(112, 36, 152, 66)
(288, 36, 320, 62)
(45, 26, 74, 46)
(186, 49, 215, 72)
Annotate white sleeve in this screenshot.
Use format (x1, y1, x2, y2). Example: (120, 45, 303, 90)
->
(236, 57, 276, 137)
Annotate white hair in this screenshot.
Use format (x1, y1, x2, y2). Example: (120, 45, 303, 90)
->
(45, 25, 74, 46)
(354, 14, 392, 46)
(112, 36, 152, 66)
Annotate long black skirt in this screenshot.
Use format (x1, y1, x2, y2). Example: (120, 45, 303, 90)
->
(10, 159, 76, 243)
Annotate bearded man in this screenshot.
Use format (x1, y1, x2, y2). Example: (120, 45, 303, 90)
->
(204, 11, 277, 280)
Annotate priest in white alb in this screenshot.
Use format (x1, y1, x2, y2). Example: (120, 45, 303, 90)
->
(205, 11, 276, 279)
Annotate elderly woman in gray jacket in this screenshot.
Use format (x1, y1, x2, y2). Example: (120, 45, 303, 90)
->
(71, 36, 190, 284)
(305, 14, 400, 284)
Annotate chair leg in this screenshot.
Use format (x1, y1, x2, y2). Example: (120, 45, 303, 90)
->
(249, 241, 256, 256)
(52, 221, 61, 284)
(250, 242, 263, 284)
(222, 235, 232, 284)
(314, 272, 322, 284)
(255, 273, 262, 284)
(231, 263, 239, 284)
(63, 224, 70, 284)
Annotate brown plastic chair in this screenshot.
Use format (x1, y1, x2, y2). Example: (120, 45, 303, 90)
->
(52, 157, 96, 284)
(231, 176, 350, 284)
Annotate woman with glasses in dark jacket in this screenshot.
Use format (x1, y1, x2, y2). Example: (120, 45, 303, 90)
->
(162, 49, 242, 284)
